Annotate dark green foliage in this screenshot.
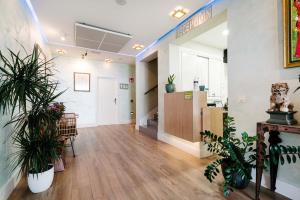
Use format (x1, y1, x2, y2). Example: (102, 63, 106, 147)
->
(167, 74, 175, 84)
(0, 44, 64, 175)
(0, 45, 56, 115)
(201, 116, 257, 196)
(10, 122, 62, 176)
(268, 144, 300, 165)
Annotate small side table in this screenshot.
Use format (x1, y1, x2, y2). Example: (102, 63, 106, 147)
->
(256, 122, 300, 200)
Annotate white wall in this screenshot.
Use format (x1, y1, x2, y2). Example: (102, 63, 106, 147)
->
(54, 56, 135, 127)
(0, 0, 49, 199)
(136, 0, 300, 198)
(169, 41, 228, 103)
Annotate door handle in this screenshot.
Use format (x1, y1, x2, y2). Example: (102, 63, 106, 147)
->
(114, 98, 117, 104)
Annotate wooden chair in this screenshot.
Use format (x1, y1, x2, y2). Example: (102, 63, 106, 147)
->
(58, 113, 78, 157)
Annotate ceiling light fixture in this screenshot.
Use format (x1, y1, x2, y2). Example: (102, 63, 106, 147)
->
(105, 58, 112, 63)
(60, 36, 66, 41)
(222, 29, 229, 36)
(56, 49, 66, 55)
(169, 6, 189, 19)
(81, 51, 88, 59)
(115, 0, 127, 6)
(132, 44, 145, 50)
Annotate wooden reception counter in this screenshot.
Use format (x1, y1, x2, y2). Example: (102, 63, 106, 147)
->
(164, 91, 224, 142)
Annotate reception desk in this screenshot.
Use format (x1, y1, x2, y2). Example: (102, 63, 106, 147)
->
(164, 91, 224, 142)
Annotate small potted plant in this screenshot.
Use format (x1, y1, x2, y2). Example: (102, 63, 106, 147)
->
(165, 74, 175, 93)
(201, 116, 257, 196)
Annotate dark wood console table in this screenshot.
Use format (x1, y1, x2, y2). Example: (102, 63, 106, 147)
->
(256, 122, 300, 200)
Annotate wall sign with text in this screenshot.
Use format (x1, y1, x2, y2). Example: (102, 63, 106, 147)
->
(176, 6, 212, 39)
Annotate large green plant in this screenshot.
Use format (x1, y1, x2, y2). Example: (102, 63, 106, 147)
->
(0, 44, 64, 175)
(201, 117, 257, 196)
(201, 116, 300, 196)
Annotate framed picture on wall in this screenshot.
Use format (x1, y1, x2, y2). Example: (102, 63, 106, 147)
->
(284, 0, 300, 68)
(74, 72, 90, 92)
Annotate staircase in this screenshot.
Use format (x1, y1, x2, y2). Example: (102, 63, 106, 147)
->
(139, 113, 158, 140)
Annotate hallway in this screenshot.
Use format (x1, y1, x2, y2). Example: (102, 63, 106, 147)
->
(8, 125, 287, 200)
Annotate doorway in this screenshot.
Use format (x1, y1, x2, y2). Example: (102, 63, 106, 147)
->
(97, 77, 118, 125)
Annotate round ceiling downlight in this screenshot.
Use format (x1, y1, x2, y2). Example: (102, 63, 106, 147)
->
(115, 0, 127, 6)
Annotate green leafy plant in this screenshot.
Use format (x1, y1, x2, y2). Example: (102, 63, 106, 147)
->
(201, 116, 257, 196)
(0, 44, 64, 175)
(201, 116, 300, 196)
(167, 74, 175, 85)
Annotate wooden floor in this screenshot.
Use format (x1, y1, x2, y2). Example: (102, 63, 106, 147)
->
(8, 125, 289, 200)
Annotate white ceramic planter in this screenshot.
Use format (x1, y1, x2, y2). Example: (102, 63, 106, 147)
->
(27, 166, 54, 193)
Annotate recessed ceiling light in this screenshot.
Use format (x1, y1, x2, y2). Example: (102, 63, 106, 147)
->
(60, 36, 66, 41)
(170, 6, 189, 19)
(56, 49, 66, 55)
(115, 0, 127, 6)
(222, 29, 229, 36)
(132, 44, 144, 50)
(105, 58, 112, 63)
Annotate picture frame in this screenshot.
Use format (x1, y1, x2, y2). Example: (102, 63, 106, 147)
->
(284, 0, 300, 68)
(74, 72, 90, 92)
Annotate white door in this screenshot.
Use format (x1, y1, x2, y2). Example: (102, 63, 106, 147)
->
(97, 78, 118, 125)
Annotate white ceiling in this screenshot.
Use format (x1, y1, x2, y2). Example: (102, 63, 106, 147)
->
(192, 22, 228, 49)
(30, 0, 209, 62)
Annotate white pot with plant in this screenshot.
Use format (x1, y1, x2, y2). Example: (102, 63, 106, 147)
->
(0, 44, 65, 193)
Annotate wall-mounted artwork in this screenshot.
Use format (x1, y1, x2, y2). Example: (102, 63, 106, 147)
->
(284, 0, 300, 68)
(74, 72, 90, 92)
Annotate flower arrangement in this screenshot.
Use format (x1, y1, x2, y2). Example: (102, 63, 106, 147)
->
(48, 102, 65, 121)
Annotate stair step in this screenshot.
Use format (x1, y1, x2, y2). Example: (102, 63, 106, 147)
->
(139, 125, 157, 140)
(147, 119, 158, 127)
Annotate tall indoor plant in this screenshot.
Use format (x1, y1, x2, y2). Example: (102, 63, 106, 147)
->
(0, 44, 64, 193)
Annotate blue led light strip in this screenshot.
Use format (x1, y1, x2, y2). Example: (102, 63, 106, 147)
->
(22, 0, 48, 43)
(136, 0, 219, 59)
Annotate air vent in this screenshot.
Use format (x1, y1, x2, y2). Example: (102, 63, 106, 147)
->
(75, 23, 132, 53)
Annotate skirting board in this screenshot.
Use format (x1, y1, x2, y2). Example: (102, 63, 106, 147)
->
(251, 170, 300, 200)
(0, 169, 20, 200)
(77, 120, 134, 128)
(157, 131, 212, 158)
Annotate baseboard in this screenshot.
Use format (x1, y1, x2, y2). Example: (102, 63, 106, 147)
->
(78, 120, 134, 128)
(157, 131, 212, 158)
(252, 170, 300, 200)
(0, 169, 21, 200)
(77, 123, 98, 128)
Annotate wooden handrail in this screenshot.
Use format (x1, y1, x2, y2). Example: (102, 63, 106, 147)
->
(144, 85, 158, 95)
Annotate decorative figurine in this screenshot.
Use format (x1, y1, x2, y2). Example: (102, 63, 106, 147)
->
(267, 83, 297, 125)
(269, 83, 294, 112)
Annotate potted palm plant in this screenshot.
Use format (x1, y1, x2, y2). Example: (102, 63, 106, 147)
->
(165, 74, 175, 93)
(0, 44, 64, 193)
